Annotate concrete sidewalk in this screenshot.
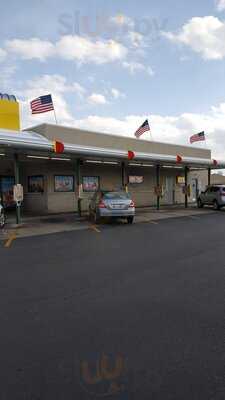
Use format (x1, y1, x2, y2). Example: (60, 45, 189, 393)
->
(0, 213, 90, 242)
(135, 205, 215, 223)
(0, 206, 216, 242)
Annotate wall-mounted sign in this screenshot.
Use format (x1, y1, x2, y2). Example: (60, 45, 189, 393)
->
(28, 175, 44, 193)
(129, 176, 144, 184)
(176, 176, 185, 184)
(54, 175, 74, 192)
(82, 176, 99, 192)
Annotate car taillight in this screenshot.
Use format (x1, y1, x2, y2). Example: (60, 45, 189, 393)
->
(98, 200, 106, 208)
(129, 200, 135, 208)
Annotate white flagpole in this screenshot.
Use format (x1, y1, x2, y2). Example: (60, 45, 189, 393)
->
(53, 108, 58, 125)
(51, 96, 58, 125)
(204, 132, 208, 149)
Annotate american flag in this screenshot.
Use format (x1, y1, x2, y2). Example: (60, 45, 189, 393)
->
(190, 131, 205, 144)
(135, 119, 150, 138)
(30, 94, 54, 114)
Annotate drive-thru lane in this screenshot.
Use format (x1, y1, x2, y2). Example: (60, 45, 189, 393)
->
(0, 212, 224, 399)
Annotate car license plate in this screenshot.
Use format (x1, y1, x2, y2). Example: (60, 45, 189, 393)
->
(112, 204, 123, 209)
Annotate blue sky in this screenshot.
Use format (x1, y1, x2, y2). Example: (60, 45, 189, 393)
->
(1, 0, 225, 158)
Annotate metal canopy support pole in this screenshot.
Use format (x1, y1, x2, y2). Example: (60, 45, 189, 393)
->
(156, 164, 160, 210)
(76, 158, 82, 217)
(121, 161, 126, 190)
(208, 168, 211, 186)
(14, 154, 21, 225)
(184, 166, 188, 209)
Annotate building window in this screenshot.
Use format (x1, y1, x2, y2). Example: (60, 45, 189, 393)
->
(82, 176, 100, 192)
(54, 175, 74, 192)
(28, 175, 44, 193)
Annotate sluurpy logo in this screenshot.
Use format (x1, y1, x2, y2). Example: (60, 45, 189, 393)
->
(80, 353, 129, 398)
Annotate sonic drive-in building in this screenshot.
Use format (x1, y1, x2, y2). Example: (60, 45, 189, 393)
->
(0, 94, 224, 221)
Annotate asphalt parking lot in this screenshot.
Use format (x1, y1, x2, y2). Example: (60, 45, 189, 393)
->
(0, 212, 225, 399)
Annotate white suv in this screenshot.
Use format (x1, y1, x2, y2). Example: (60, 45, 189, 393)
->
(197, 185, 225, 210)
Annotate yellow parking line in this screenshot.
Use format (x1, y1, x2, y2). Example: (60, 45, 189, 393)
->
(4, 231, 17, 248)
(89, 224, 101, 233)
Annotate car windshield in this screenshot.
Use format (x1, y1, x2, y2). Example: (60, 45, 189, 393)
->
(103, 191, 131, 200)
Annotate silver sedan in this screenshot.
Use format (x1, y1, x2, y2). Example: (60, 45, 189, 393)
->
(89, 190, 135, 224)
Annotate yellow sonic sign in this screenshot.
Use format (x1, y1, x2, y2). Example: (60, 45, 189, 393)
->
(0, 94, 20, 131)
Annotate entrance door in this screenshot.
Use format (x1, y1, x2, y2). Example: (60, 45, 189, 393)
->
(164, 177, 174, 204)
(191, 178, 198, 202)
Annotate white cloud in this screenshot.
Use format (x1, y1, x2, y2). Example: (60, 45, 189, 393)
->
(5, 35, 128, 65)
(128, 31, 145, 48)
(17, 74, 86, 99)
(0, 65, 17, 91)
(88, 93, 107, 105)
(163, 16, 225, 60)
(216, 0, 225, 11)
(73, 103, 225, 160)
(146, 66, 155, 76)
(111, 88, 126, 99)
(70, 82, 86, 98)
(122, 61, 154, 76)
(56, 36, 127, 64)
(0, 48, 7, 62)
(16, 74, 84, 128)
(6, 38, 55, 61)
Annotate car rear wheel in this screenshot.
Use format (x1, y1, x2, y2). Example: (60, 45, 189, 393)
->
(197, 199, 203, 208)
(127, 216, 134, 224)
(213, 200, 220, 210)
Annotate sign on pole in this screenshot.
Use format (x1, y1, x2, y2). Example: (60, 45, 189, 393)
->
(13, 184, 24, 203)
